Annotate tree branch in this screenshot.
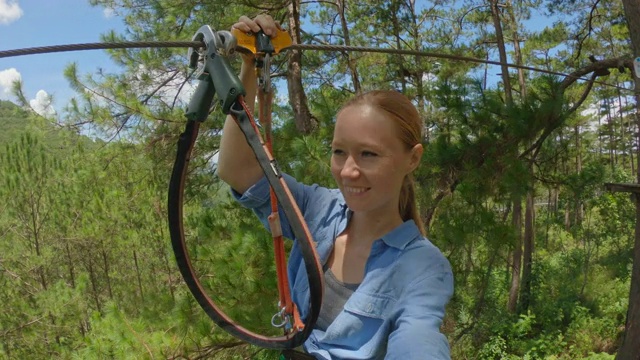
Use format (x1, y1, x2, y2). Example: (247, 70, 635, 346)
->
(520, 56, 633, 160)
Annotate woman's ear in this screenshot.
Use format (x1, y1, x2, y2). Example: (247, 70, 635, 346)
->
(408, 143, 423, 172)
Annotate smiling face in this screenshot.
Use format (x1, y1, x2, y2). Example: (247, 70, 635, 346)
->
(331, 104, 422, 223)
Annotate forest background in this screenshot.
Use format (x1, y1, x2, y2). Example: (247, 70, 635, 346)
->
(1, 0, 640, 359)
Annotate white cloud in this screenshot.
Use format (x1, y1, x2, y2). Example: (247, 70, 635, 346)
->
(0, 0, 23, 25)
(103, 7, 115, 18)
(0, 68, 56, 117)
(0, 67, 21, 98)
(30, 89, 56, 117)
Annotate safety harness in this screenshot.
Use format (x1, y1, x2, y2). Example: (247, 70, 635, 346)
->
(167, 25, 323, 349)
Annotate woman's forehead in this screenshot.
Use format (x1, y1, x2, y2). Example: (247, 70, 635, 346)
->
(333, 106, 403, 147)
(336, 105, 398, 130)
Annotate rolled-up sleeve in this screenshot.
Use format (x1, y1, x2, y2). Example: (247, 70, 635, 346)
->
(232, 175, 271, 208)
(232, 174, 296, 239)
(231, 173, 339, 242)
(386, 262, 454, 360)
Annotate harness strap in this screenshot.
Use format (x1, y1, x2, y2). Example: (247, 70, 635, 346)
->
(259, 84, 305, 333)
(168, 25, 323, 350)
(246, 28, 306, 333)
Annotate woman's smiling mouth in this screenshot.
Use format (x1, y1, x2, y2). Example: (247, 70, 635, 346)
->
(344, 186, 370, 194)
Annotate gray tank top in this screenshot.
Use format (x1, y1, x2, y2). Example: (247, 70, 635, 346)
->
(315, 267, 360, 331)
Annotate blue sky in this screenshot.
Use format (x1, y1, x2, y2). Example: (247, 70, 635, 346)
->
(0, 0, 568, 119)
(0, 0, 125, 115)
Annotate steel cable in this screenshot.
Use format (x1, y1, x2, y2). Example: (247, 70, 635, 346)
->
(0, 41, 203, 58)
(0, 40, 633, 91)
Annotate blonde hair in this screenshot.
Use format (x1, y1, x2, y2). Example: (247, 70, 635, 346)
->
(339, 90, 425, 235)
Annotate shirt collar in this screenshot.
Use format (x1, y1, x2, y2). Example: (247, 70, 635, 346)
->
(380, 220, 421, 250)
(340, 203, 422, 250)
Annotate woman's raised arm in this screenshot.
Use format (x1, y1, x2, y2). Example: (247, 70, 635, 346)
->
(217, 15, 280, 194)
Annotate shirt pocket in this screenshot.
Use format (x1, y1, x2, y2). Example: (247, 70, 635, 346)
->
(343, 291, 395, 319)
(320, 291, 396, 358)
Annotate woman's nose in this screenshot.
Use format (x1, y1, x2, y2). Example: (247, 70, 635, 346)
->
(340, 155, 360, 178)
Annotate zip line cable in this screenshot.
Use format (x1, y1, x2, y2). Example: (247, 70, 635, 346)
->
(0, 40, 635, 92)
(0, 41, 203, 57)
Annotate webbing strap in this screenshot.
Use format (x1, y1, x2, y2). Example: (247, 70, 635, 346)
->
(259, 86, 305, 333)
(168, 95, 323, 349)
(168, 24, 323, 350)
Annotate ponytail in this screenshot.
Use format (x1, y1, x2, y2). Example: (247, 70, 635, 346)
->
(399, 174, 426, 236)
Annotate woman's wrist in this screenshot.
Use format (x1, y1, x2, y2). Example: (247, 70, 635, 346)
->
(240, 53, 255, 65)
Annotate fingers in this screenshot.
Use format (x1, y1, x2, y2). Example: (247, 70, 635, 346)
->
(255, 14, 280, 36)
(232, 15, 260, 34)
(232, 14, 281, 37)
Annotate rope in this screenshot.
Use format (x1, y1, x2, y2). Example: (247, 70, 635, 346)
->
(0, 40, 633, 91)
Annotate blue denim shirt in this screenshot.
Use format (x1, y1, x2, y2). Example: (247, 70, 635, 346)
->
(233, 174, 454, 359)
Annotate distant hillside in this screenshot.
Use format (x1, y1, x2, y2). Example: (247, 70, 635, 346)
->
(0, 100, 32, 145)
(0, 100, 101, 152)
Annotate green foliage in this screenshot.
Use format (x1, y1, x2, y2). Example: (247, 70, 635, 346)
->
(2, 0, 638, 358)
(0, 100, 31, 144)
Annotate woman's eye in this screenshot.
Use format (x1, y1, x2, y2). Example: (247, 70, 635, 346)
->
(362, 151, 378, 157)
(332, 149, 345, 156)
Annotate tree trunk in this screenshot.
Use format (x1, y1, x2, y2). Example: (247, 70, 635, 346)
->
(575, 125, 583, 226)
(157, 223, 175, 302)
(506, 0, 526, 100)
(520, 191, 535, 312)
(545, 187, 552, 247)
(565, 199, 571, 231)
(390, 1, 407, 92)
(101, 249, 113, 300)
(489, 0, 513, 104)
(606, 97, 616, 170)
(133, 249, 145, 302)
(29, 194, 48, 291)
(286, 0, 318, 134)
(507, 197, 522, 313)
(618, 88, 631, 172)
(407, 0, 427, 113)
(503, 0, 528, 314)
(87, 256, 101, 312)
(335, 0, 361, 93)
(65, 242, 75, 288)
(474, 251, 498, 319)
(622, 92, 635, 174)
(617, 0, 640, 358)
(598, 109, 604, 157)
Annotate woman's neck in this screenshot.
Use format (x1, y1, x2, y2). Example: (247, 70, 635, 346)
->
(347, 211, 404, 245)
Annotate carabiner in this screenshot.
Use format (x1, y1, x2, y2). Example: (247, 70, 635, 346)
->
(271, 306, 290, 329)
(258, 53, 272, 93)
(188, 25, 237, 80)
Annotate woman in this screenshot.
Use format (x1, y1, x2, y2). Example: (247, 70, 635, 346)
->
(217, 14, 454, 360)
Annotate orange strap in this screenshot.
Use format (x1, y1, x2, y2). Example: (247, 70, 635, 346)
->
(236, 26, 305, 333)
(258, 77, 305, 333)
